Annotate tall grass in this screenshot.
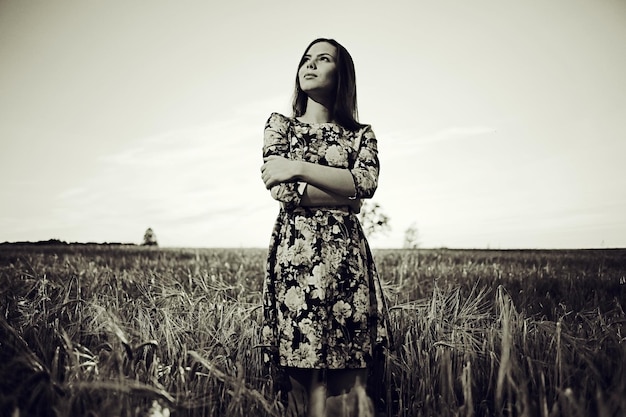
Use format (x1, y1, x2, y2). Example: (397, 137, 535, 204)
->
(0, 245, 624, 416)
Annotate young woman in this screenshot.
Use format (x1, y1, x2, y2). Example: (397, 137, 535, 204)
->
(260, 38, 388, 416)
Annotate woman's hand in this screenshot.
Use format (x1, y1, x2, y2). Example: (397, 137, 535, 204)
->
(261, 156, 301, 189)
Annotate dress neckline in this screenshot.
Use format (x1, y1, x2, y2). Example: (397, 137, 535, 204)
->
(293, 117, 340, 127)
(286, 114, 367, 133)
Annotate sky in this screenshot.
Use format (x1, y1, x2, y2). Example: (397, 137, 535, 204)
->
(1, 0, 625, 249)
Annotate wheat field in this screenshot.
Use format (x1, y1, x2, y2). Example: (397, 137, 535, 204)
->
(0, 244, 624, 417)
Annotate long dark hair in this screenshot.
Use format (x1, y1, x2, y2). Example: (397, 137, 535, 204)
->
(292, 38, 362, 130)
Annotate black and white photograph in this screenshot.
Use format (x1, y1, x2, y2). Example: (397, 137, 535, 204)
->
(1, 1, 625, 416)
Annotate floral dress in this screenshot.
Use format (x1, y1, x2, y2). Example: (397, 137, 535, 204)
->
(261, 112, 388, 370)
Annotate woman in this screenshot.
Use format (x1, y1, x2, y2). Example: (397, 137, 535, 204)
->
(260, 38, 388, 416)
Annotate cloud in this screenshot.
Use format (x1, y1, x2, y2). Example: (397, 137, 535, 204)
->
(380, 125, 497, 159)
(53, 108, 280, 246)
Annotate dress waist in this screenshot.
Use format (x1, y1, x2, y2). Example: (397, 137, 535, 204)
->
(281, 205, 355, 216)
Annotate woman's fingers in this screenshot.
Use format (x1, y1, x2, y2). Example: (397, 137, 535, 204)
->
(261, 158, 284, 184)
(261, 156, 296, 189)
(260, 164, 276, 188)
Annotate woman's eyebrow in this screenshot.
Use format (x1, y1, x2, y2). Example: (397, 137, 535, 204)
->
(304, 52, 334, 59)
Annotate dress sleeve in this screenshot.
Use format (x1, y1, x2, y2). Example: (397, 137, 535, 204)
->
(263, 113, 303, 209)
(350, 125, 379, 199)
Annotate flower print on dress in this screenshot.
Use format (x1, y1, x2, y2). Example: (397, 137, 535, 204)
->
(307, 264, 325, 288)
(324, 145, 349, 167)
(293, 342, 318, 368)
(332, 300, 353, 325)
(324, 123, 342, 143)
(262, 324, 273, 339)
(284, 286, 306, 313)
(287, 238, 314, 267)
(351, 285, 369, 324)
(294, 216, 315, 241)
(274, 241, 287, 268)
(322, 243, 345, 272)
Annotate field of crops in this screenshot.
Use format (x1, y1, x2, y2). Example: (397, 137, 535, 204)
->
(1, 244, 624, 417)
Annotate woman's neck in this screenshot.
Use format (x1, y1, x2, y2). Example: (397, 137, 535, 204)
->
(300, 97, 334, 124)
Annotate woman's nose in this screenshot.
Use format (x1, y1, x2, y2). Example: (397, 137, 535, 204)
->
(306, 59, 316, 69)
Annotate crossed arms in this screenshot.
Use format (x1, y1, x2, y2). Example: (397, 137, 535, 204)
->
(260, 113, 379, 212)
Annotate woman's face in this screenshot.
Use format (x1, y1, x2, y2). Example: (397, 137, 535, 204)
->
(298, 41, 338, 97)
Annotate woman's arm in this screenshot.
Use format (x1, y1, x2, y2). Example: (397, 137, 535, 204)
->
(261, 113, 303, 209)
(260, 114, 356, 210)
(261, 121, 379, 210)
(262, 156, 356, 197)
(261, 156, 360, 210)
(262, 125, 379, 199)
(297, 161, 357, 197)
(300, 183, 361, 213)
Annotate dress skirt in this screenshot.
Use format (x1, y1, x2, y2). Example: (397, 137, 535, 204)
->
(261, 205, 388, 370)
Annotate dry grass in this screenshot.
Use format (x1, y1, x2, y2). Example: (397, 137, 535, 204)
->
(0, 245, 624, 416)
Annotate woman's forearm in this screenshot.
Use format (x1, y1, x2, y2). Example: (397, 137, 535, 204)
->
(296, 161, 356, 197)
(301, 184, 361, 212)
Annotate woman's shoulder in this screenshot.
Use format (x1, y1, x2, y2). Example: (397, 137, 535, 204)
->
(265, 112, 293, 132)
(267, 112, 291, 123)
(354, 124, 377, 150)
(356, 123, 374, 136)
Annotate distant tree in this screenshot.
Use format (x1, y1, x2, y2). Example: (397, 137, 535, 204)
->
(403, 222, 420, 249)
(142, 228, 158, 246)
(358, 201, 391, 239)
